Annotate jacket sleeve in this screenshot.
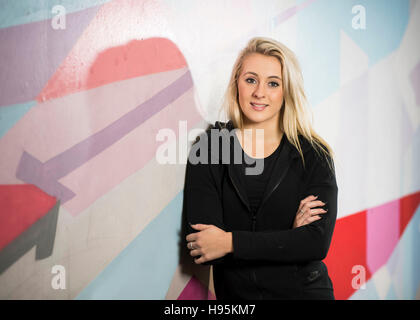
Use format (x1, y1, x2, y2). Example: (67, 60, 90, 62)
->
(183, 132, 231, 265)
(231, 150, 338, 263)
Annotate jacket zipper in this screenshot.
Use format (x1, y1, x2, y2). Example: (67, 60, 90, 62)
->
(222, 126, 295, 299)
(227, 166, 265, 299)
(227, 166, 252, 213)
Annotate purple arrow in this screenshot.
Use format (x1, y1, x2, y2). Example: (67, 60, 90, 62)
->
(16, 70, 193, 203)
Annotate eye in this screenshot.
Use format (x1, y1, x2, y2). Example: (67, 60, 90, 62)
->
(245, 78, 280, 88)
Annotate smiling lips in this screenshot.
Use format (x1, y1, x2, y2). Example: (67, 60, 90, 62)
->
(250, 102, 268, 111)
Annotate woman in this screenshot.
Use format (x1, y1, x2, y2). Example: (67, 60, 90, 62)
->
(184, 37, 338, 300)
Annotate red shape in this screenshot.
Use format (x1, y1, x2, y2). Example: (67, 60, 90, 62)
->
(324, 191, 420, 300)
(0, 184, 57, 251)
(324, 210, 371, 300)
(399, 190, 420, 236)
(177, 276, 216, 300)
(37, 38, 187, 102)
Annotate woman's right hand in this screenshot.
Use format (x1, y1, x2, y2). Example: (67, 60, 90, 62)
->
(293, 195, 327, 228)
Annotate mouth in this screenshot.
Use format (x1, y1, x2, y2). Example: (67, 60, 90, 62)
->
(250, 102, 269, 111)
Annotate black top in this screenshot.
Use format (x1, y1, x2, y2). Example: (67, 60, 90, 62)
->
(241, 137, 285, 214)
(184, 120, 337, 299)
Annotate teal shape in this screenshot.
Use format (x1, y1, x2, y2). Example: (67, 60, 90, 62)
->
(0, 0, 111, 29)
(76, 191, 184, 299)
(0, 101, 35, 138)
(296, 0, 409, 107)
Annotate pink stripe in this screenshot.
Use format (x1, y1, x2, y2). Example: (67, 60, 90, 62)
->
(367, 200, 400, 274)
(39, 38, 187, 102)
(177, 276, 216, 300)
(37, 0, 180, 102)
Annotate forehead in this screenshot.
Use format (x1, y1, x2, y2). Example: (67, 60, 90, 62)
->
(241, 53, 282, 75)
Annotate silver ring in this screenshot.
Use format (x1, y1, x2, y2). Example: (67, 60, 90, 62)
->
(300, 209, 305, 215)
(189, 242, 193, 250)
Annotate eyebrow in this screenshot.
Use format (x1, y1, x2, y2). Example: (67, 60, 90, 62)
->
(243, 71, 282, 80)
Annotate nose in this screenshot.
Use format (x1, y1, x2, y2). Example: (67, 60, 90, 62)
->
(252, 82, 265, 99)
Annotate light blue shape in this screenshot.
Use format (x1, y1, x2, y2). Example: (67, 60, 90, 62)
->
(296, 0, 409, 107)
(76, 191, 185, 299)
(0, 0, 111, 29)
(350, 207, 420, 300)
(348, 276, 380, 300)
(387, 207, 420, 300)
(0, 101, 35, 138)
(296, 0, 341, 108)
(341, 0, 409, 65)
(385, 283, 398, 300)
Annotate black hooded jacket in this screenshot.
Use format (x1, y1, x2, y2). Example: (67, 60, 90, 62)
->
(184, 120, 338, 300)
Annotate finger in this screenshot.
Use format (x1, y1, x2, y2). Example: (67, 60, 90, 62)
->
(304, 215, 322, 224)
(299, 195, 318, 210)
(186, 241, 196, 250)
(189, 249, 201, 257)
(303, 200, 326, 211)
(194, 256, 205, 264)
(310, 208, 328, 216)
(304, 208, 327, 217)
(303, 195, 318, 201)
(186, 233, 198, 242)
(190, 224, 211, 231)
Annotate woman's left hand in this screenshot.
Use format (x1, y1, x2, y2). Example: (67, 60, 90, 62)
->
(186, 224, 233, 264)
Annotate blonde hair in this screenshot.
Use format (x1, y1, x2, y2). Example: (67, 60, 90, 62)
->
(218, 36, 335, 171)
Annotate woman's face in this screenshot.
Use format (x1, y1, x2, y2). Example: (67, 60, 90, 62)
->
(237, 53, 284, 127)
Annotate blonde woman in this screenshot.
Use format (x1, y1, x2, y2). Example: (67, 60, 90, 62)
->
(184, 37, 338, 300)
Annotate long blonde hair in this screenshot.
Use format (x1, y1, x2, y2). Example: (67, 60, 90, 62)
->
(218, 36, 335, 171)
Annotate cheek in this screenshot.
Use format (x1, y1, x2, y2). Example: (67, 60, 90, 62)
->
(270, 90, 284, 107)
(237, 83, 247, 97)
(237, 85, 250, 107)
(273, 88, 284, 100)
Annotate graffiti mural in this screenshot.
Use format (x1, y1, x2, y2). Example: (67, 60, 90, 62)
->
(0, 0, 419, 300)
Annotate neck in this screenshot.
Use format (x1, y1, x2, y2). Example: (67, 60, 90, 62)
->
(241, 118, 283, 144)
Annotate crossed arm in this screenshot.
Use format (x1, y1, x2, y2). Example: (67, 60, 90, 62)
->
(184, 151, 338, 265)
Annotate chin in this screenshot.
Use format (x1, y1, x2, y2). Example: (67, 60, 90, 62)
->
(243, 111, 273, 124)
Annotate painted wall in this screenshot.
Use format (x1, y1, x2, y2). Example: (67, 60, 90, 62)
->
(0, 0, 419, 300)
